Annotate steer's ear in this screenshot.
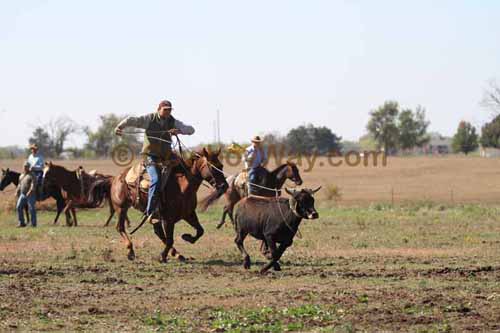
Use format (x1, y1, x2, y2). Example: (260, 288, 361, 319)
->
(202, 147, 209, 157)
(311, 186, 322, 195)
(216, 147, 222, 156)
(285, 188, 295, 196)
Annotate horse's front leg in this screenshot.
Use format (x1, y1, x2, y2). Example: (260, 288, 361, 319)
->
(181, 212, 204, 244)
(153, 220, 184, 262)
(217, 206, 229, 229)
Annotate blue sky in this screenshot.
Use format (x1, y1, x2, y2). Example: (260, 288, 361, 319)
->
(1, 0, 499, 148)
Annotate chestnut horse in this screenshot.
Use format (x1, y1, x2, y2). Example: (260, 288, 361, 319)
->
(90, 148, 228, 261)
(42, 163, 119, 226)
(217, 161, 303, 229)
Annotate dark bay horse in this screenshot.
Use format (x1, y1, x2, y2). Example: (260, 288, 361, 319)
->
(1, 168, 66, 224)
(91, 148, 228, 261)
(217, 161, 303, 229)
(42, 162, 118, 226)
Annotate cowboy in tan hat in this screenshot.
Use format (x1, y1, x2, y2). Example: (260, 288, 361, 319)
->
(244, 135, 268, 195)
(27, 143, 45, 198)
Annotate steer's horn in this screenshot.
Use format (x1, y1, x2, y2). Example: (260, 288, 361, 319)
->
(285, 188, 296, 196)
(310, 186, 322, 195)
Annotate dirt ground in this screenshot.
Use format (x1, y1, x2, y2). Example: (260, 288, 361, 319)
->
(1, 156, 500, 331)
(0, 202, 499, 332)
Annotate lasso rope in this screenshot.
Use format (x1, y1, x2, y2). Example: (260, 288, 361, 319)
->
(120, 130, 302, 235)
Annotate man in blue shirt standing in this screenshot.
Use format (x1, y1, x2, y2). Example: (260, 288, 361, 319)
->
(16, 162, 37, 227)
(27, 144, 45, 198)
(244, 135, 268, 195)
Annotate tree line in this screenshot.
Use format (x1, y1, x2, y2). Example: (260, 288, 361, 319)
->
(28, 114, 141, 158)
(20, 78, 500, 158)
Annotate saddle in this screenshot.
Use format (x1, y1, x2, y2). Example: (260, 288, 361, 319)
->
(125, 157, 180, 192)
(234, 170, 248, 189)
(125, 163, 151, 191)
(75, 167, 110, 207)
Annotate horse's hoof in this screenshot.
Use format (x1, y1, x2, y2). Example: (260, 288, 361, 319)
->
(260, 268, 269, 275)
(216, 222, 224, 229)
(272, 262, 281, 271)
(177, 255, 187, 262)
(127, 252, 136, 261)
(181, 234, 196, 244)
(243, 258, 251, 269)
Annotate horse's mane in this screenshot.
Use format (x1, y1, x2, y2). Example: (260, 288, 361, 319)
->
(47, 163, 76, 174)
(269, 162, 290, 176)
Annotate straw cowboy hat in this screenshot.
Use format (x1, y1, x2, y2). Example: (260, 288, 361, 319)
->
(251, 135, 263, 143)
(29, 144, 39, 150)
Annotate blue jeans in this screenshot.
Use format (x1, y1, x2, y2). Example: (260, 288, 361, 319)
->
(33, 170, 44, 199)
(145, 157, 160, 215)
(17, 194, 37, 226)
(248, 167, 266, 194)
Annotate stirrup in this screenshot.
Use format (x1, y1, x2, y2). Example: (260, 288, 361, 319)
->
(144, 209, 160, 224)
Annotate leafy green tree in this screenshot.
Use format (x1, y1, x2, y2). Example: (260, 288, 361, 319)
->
(29, 127, 53, 157)
(85, 114, 141, 157)
(358, 133, 377, 151)
(366, 101, 400, 154)
(452, 121, 478, 155)
(397, 106, 430, 151)
(286, 124, 342, 155)
(480, 114, 500, 148)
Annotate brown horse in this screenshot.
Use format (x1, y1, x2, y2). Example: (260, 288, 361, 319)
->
(42, 162, 120, 226)
(217, 161, 303, 229)
(1, 168, 66, 224)
(91, 148, 228, 261)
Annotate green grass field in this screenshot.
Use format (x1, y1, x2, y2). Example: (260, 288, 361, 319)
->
(1, 202, 499, 332)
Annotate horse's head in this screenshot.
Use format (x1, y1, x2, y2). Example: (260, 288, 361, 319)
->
(42, 161, 57, 187)
(192, 147, 228, 194)
(285, 161, 303, 186)
(0, 168, 12, 191)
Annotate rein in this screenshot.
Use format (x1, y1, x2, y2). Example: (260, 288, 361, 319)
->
(176, 137, 283, 194)
(121, 131, 212, 189)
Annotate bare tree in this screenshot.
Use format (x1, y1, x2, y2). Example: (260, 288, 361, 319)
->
(481, 79, 500, 116)
(48, 116, 79, 157)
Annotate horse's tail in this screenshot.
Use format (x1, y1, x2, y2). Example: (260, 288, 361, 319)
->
(198, 176, 233, 212)
(88, 176, 113, 207)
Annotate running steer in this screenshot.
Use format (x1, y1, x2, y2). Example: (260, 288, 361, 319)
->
(233, 187, 321, 274)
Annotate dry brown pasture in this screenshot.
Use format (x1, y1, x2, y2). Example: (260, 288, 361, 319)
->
(0, 156, 500, 331)
(2, 155, 500, 207)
